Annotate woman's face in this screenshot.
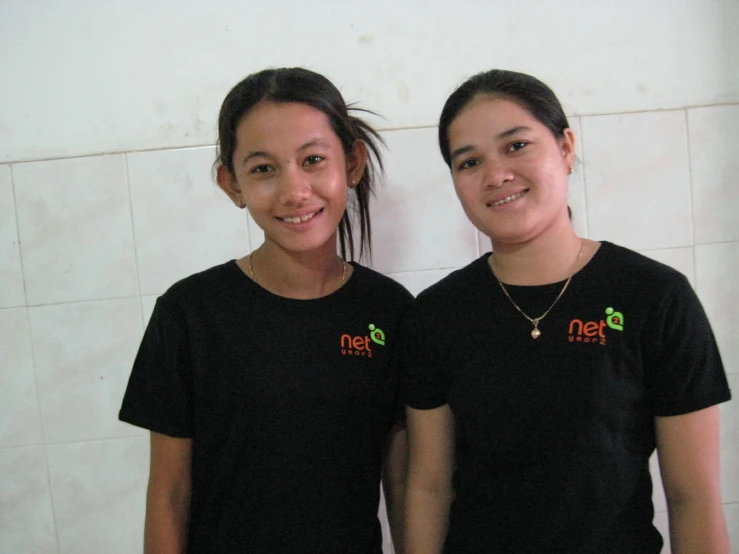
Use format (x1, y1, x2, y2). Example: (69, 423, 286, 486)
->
(218, 101, 364, 256)
(447, 95, 575, 245)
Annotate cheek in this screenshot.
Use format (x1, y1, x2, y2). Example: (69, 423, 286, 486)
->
(452, 177, 479, 207)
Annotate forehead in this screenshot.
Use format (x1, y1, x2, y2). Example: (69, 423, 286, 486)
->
(235, 101, 339, 150)
(448, 95, 542, 143)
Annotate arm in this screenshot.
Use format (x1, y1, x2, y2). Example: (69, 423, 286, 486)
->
(383, 421, 408, 554)
(404, 405, 455, 554)
(144, 432, 193, 554)
(655, 406, 729, 554)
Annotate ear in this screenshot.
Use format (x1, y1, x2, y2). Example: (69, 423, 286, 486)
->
(560, 128, 576, 172)
(216, 165, 244, 207)
(346, 139, 369, 186)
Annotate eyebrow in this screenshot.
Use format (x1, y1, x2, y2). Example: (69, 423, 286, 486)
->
(242, 151, 270, 166)
(449, 126, 534, 162)
(241, 139, 331, 166)
(298, 139, 331, 151)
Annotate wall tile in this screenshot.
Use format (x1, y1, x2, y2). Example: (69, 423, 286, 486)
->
(695, 242, 739, 375)
(725, 502, 739, 554)
(369, 128, 478, 274)
(688, 105, 739, 244)
(30, 298, 144, 443)
(719, 374, 739, 505)
(0, 308, 43, 448)
(650, 451, 667, 514)
(0, 165, 25, 308)
(582, 111, 692, 250)
(0, 446, 58, 554)
(127, 147, 249, 296)
(247, 214, 264, 252)
(141, 294, 159, 327)
(640, 247, 695, 288)
(378, 487, 394, 554)
(48, 436, 148, 554)
(569, 117, 589, 238)
(652, 510, 671, 553)
(13, 155, 138, 304)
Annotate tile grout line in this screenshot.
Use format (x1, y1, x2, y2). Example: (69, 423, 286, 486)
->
(123, 154, 145, 330)
(10, 165, 61, 550)
(0, 292, 153, 311)
(0, 433, 148, 451)
(9, 165, 30, 307)
(24, 308, 62, 552)
(10, 165, 61, 551)
(4, 102, 739, 165)
(683, 109, 698, 288)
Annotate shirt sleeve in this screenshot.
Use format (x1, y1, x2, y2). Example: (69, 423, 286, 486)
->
(643, 273, 732, 416)
(118, 295, 194, 437)
(399, 303, 451, 410)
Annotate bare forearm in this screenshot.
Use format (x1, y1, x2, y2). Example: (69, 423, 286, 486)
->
(144, 488, 191, 554)
(668, 500, 729, 554)
(404, 486, 452, 554)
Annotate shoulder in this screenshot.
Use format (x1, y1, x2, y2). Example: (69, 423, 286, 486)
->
(351, 263, 414, 304)
(416, 255, 490, 305)
(399, 255, 490, 324)
(158, 260, 244, 308)
(593, 241, 691, 292)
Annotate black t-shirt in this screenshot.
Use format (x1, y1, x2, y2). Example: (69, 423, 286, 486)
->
(401, 241, 731, 554)
(119, 261, 413, 554)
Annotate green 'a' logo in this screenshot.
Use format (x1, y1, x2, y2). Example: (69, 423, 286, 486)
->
(368, 324, 386, 345)
(605, 307, 624, 331)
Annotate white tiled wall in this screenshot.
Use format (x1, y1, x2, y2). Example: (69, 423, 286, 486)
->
(1, 3, 737, 553)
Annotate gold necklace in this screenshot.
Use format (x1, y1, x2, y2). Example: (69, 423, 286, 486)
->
(491, 241, 583, 339)
(248, 249, 346, 288)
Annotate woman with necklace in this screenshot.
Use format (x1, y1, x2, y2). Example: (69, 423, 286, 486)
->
(119, 67, 412, 553)
(401, 69, 731, 553)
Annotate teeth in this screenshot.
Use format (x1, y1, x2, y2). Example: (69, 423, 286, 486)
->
(493, 191, 526, 206)
(282, 211, 318, 224)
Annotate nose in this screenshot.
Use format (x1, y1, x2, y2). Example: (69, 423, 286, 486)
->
(277, 165, 312, 205)
(484, 160, 514, 189)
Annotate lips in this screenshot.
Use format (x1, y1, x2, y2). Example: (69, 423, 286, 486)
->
(276, 208, 323, 223)
(487, 189, 528, 207)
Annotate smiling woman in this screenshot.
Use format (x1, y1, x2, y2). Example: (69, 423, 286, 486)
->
(400, 69, 732, 554)
(118, 68, 412, 554)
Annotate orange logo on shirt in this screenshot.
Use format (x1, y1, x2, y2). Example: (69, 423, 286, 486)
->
(568, 307, 624, 345)
(340, 324, 386, 358)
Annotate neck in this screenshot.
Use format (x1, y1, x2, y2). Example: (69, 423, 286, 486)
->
(489, 219, 583, 286)
(244, 236, 346, 299)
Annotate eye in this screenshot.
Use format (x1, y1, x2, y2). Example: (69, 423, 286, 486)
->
(303, 155, 324, 167)
(508, 141, 528, 152)
(249, 164, 274, 174)
(458, 158, 480, 171)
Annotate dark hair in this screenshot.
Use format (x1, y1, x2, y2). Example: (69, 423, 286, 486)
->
(438, 69, 570, 168)
(215, 67, 384, 261)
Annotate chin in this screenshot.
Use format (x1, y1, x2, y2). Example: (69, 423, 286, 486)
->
(273, 233, 338, 254)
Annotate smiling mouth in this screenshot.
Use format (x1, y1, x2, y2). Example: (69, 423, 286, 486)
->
(490, 190, 528, 207)
(277, 209, 323, 224)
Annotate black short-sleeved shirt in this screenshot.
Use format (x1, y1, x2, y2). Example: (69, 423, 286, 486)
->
(401, 241, 731, 553)
(119, 261, 413, 554)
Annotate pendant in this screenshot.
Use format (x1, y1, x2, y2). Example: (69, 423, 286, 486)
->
(531, 327, 541, 339)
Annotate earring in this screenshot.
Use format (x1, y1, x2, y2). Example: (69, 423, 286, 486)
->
(349, 179, 358, 188)
(568, 167, 574, 175)
(237, 199, 245, 209)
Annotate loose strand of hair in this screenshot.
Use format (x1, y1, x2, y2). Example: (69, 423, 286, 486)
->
(339, 110, 386, 262)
